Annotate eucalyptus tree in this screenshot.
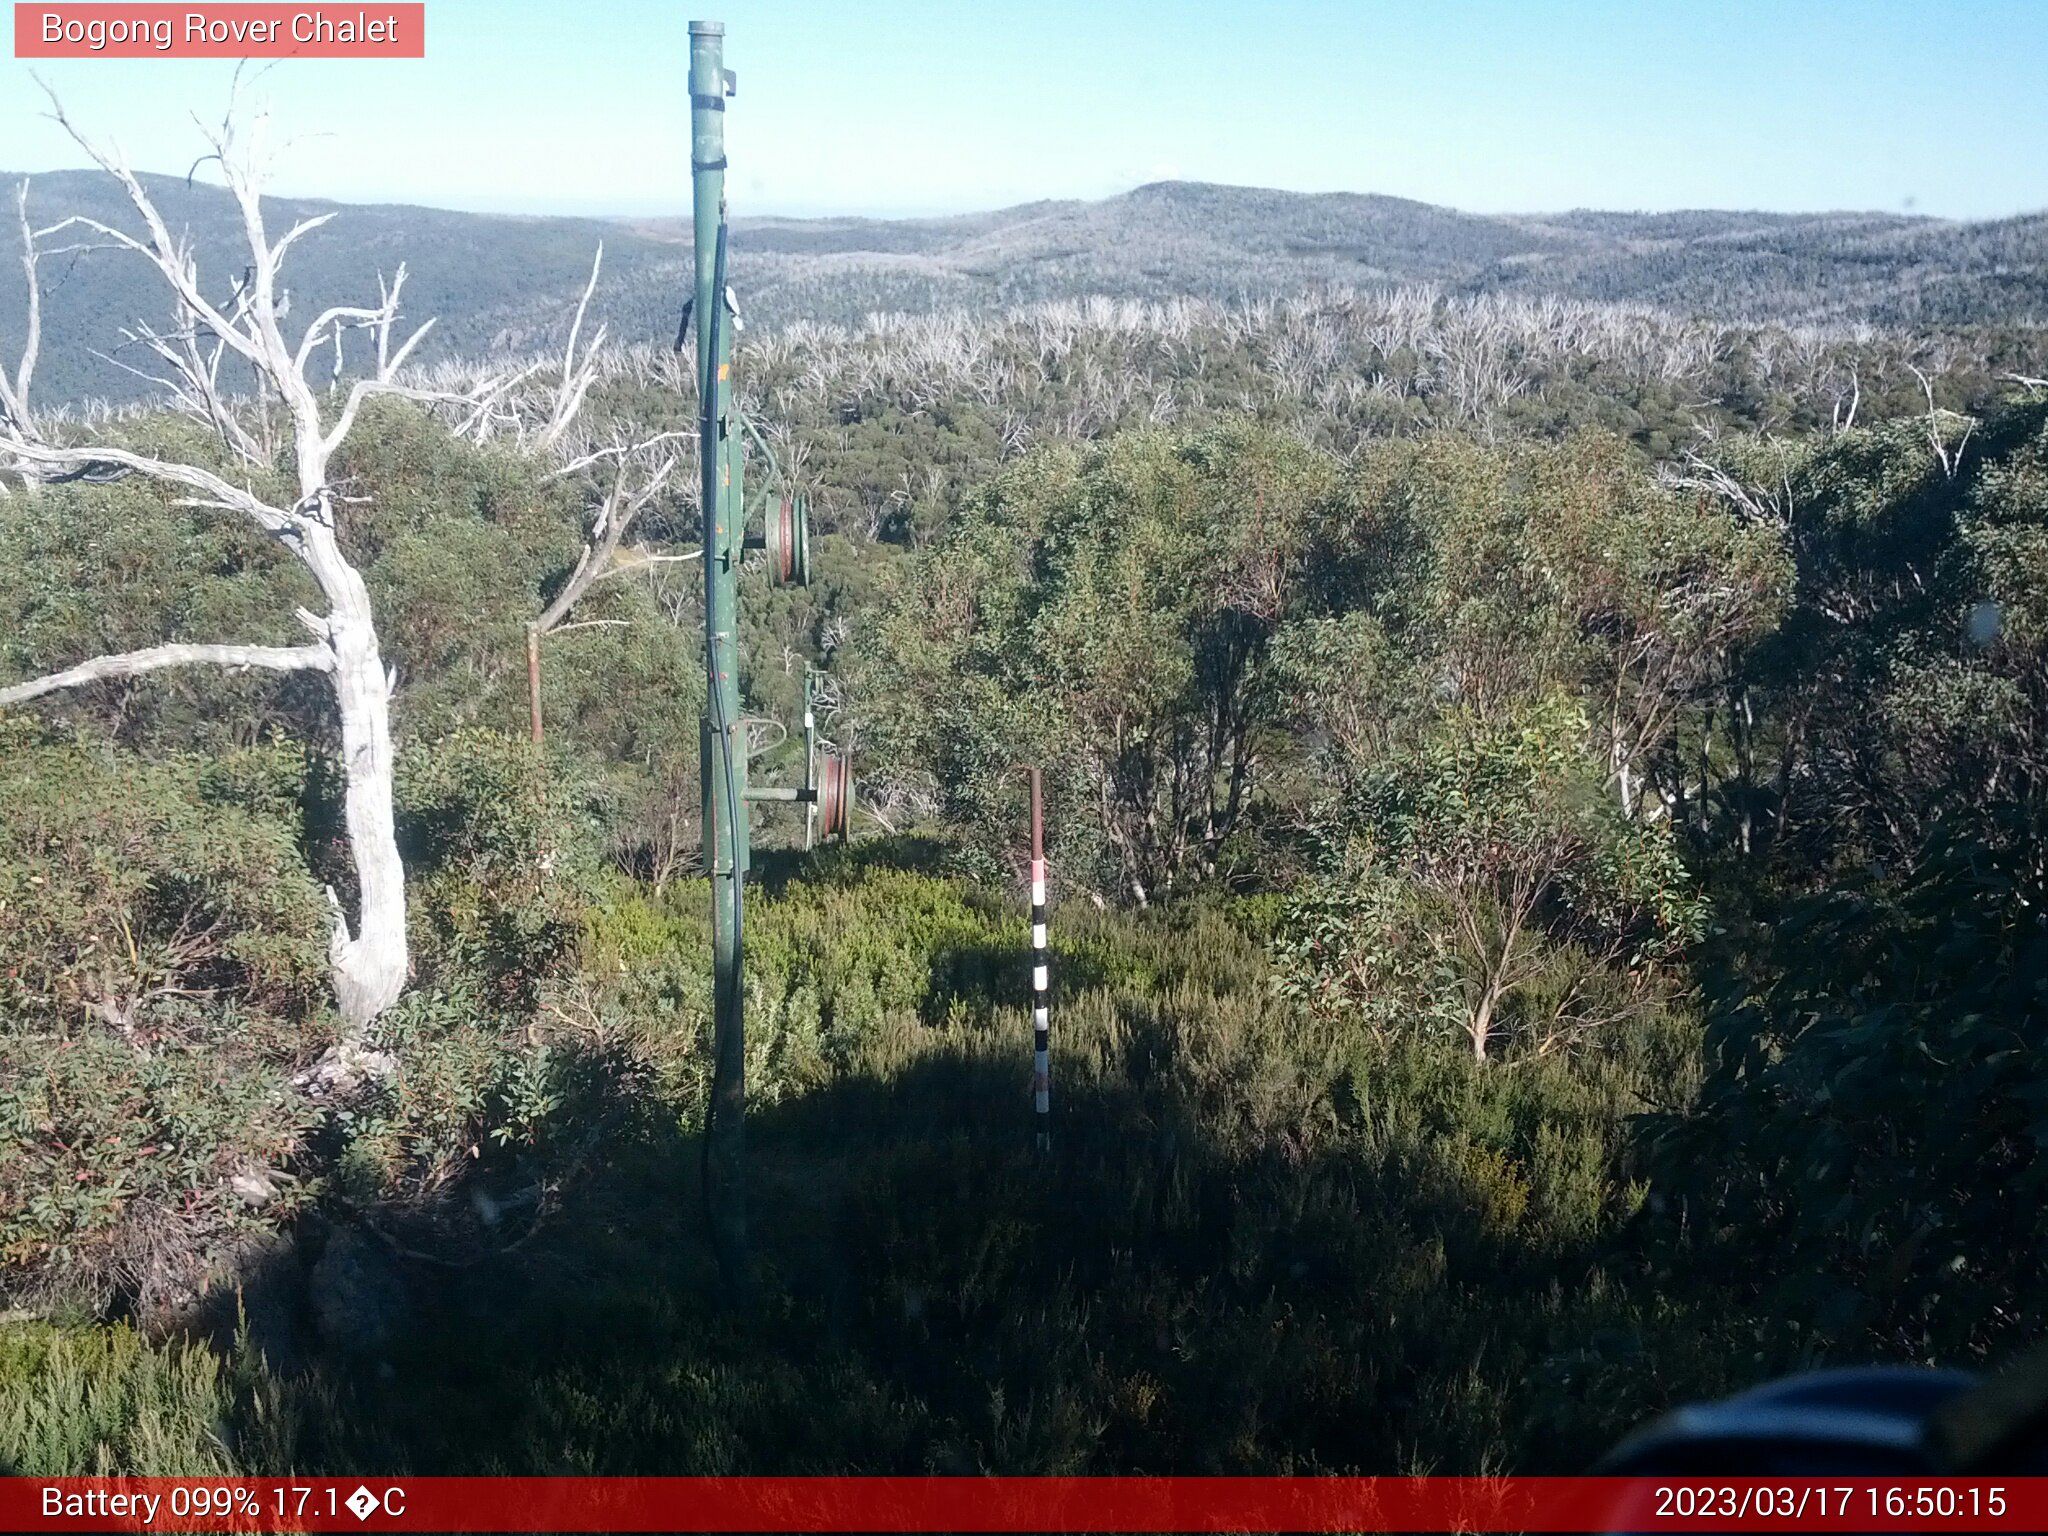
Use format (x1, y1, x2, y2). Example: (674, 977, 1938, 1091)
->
(859, 424, 1330, 903)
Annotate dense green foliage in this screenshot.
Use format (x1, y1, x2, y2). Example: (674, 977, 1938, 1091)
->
(860, 427, 1778, 1064)
(2, 311, 2044, 1479)
(1649, 404, 2048, 1362)
(857, 426, 1337, 900)
(0, 726, 326, 1298)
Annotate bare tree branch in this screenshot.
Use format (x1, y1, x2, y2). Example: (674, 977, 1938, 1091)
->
(0, 641, 329, 706)
(551, 429, 692, 478)
(523, 443, 680, 743)
(0, 437, 295, 533)
(534, 454, 678, 637)
(1655, 437, 1799, 529)
(539, 244, 606, 448)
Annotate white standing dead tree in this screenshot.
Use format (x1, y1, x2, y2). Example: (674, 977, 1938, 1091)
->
(1907, 362, 1976, 481)
(0, 178, 43, 461)
(0, 95, 514, 1039)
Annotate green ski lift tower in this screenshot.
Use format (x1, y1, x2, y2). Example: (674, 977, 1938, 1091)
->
(689, 18, 849, 1301)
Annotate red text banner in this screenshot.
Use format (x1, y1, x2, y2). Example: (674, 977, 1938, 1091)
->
(2, 1476, 2045, 1532)
(14, 5, 425, 58)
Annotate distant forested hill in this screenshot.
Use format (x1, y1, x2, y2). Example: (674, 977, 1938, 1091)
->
(0, 169, 690, 406)
(3, 171, 2044, 404)
(695, 186, 2048, 331)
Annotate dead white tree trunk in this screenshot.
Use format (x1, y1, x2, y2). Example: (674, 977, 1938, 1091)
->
(0, 178, 42, 461)
(0, 94, 510, 1037)
(1907, 363, 1976, 481)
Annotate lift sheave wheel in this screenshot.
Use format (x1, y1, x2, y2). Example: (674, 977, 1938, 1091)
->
(816, 751, 853, 841)
(764, 492, 811, 588)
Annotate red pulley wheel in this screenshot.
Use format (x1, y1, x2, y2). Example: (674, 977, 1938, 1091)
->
(817, 752, 852, 840)
(765, 493, 797, 585)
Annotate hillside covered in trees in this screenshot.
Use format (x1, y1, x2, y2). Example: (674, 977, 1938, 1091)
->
(1, 135, 2045, 1482)
(4, 170, 2046, 405)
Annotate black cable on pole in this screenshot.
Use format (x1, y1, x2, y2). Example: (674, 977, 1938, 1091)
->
(697, 211, 749, 1295)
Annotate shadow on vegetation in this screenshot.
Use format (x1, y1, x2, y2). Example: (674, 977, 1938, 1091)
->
(216, 944, 1748, 1480)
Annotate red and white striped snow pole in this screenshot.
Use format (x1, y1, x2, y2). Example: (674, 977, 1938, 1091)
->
(1029, 767, 1051, 1152)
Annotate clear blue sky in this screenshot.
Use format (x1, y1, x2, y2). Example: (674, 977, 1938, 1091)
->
(3, 0, 2044, 220)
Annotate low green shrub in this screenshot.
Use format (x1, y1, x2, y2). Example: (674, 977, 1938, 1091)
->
(0, 725, 328, 1302)
(396, 729, 615, 1010)
(0, 723, 329, 1026)
(0, 1321, 240, 1476)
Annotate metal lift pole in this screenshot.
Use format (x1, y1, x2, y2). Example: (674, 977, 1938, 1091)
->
(690, 17, 749, 1303)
